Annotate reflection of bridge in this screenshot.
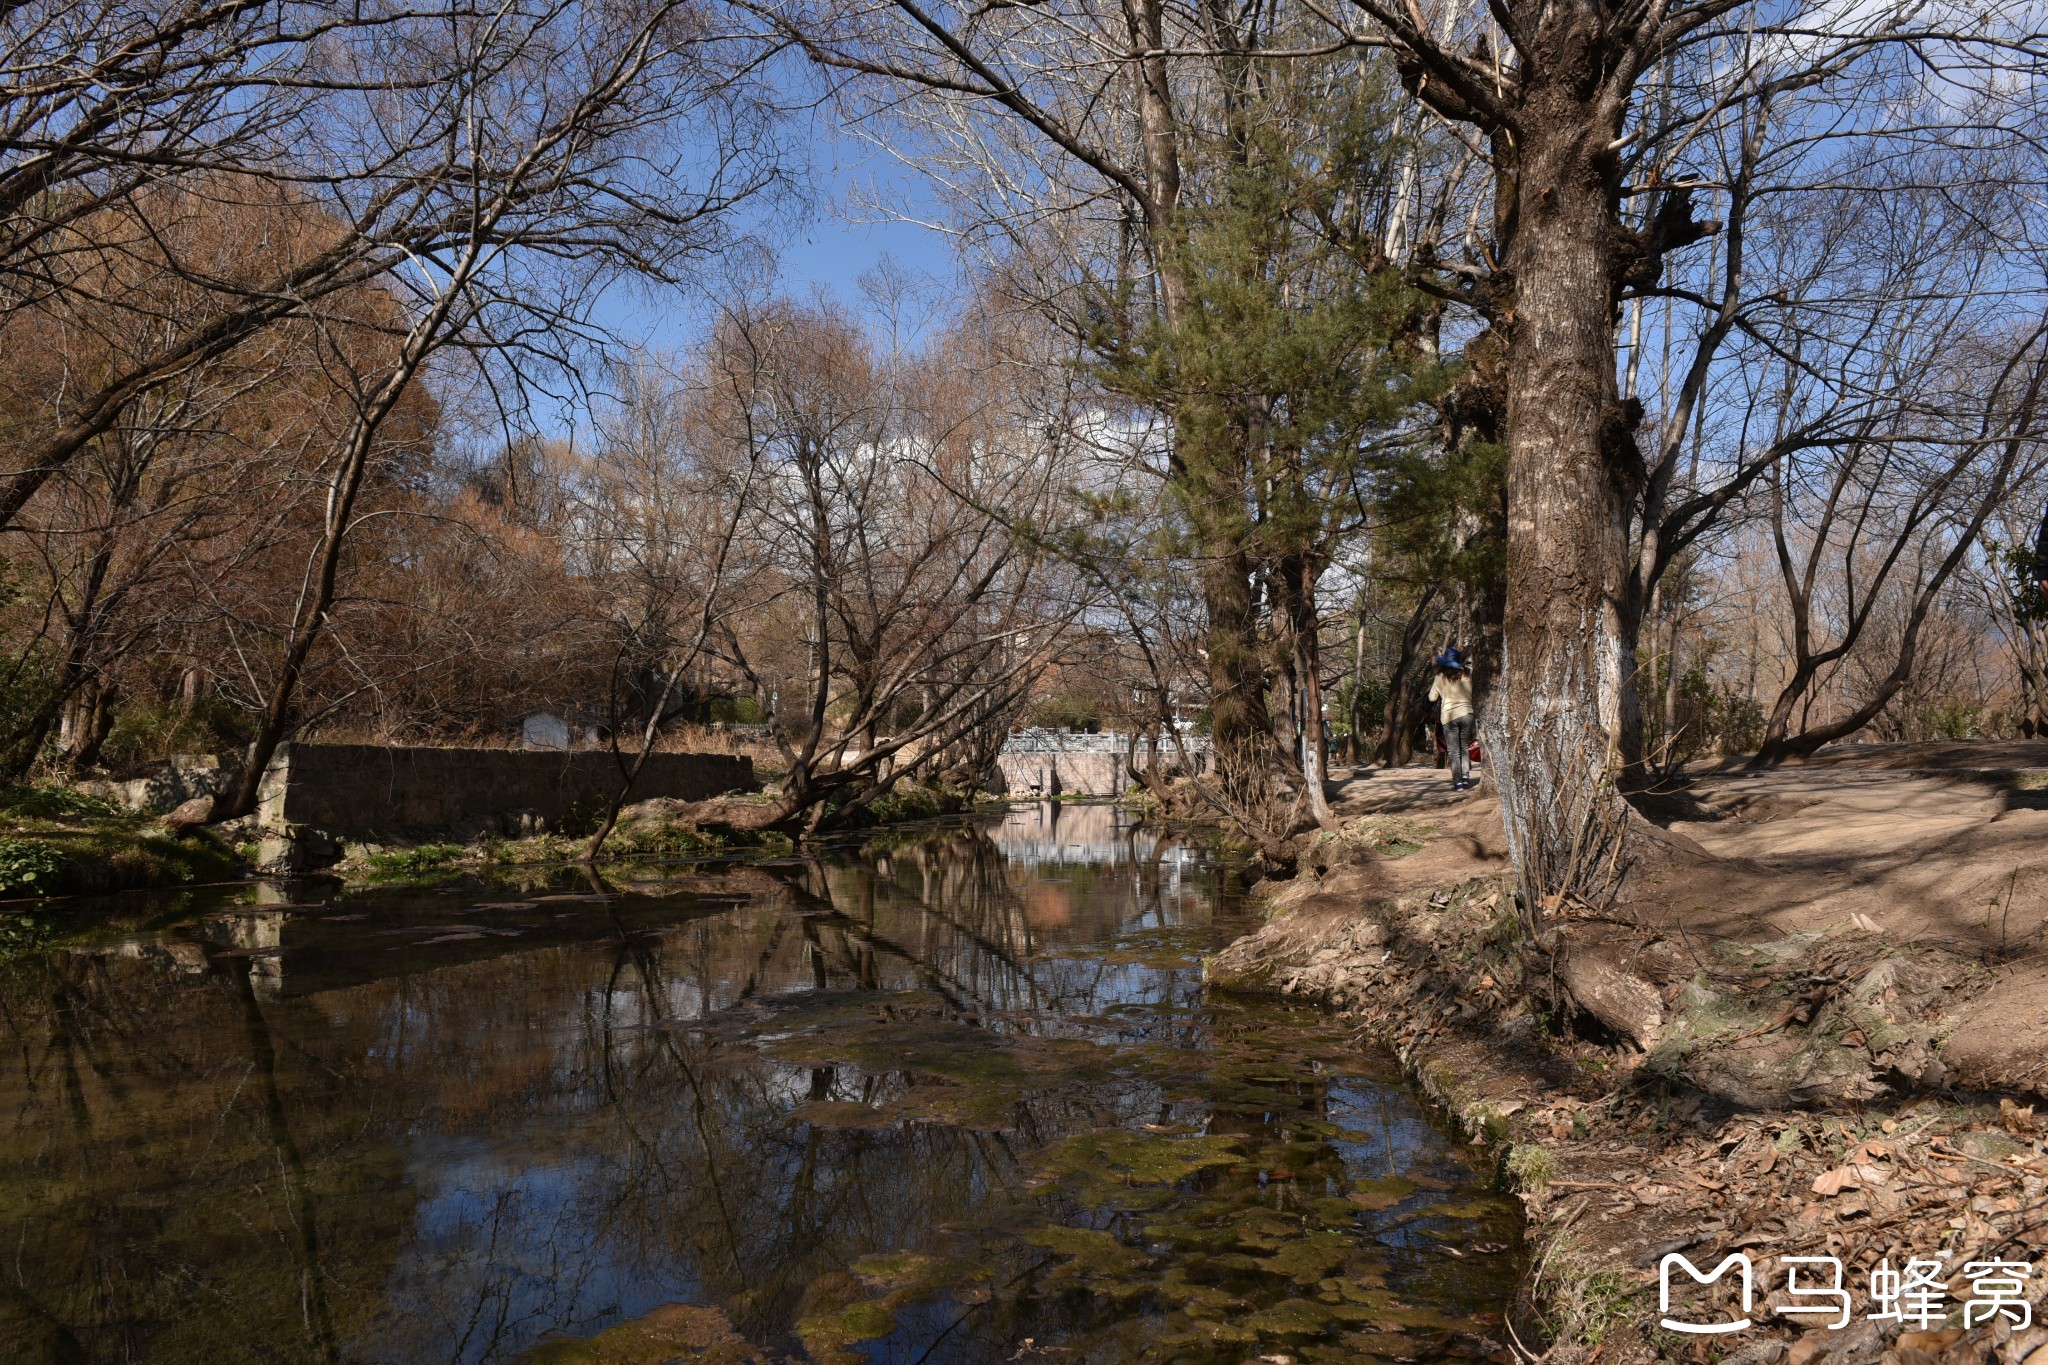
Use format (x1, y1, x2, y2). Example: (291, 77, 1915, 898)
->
(985, 800, 1191, 873)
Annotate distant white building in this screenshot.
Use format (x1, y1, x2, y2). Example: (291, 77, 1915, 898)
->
(520, 712, 571, 751)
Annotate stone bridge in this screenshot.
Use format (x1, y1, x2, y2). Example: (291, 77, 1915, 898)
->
(990, 731, 1207, 798)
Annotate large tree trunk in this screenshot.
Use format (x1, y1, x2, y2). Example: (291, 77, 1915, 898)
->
(1280, 552, 1335, 826)
(1375, 584, 1440, 765)
(1199, 539, 1291, 813)
(1660, 607, 1682, 763)
(67, 683, 117, 773)
(1489, 87, 1641, 918)
(1345, 604, 1368, 762)
(1613, 579, 1649, 777)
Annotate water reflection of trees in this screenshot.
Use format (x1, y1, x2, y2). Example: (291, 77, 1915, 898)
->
(0, 822, 1507, 1364)
(0, 821, 1218, 1362)
(363, 820, 1241, 1360)
(0, 948, 414, 1364)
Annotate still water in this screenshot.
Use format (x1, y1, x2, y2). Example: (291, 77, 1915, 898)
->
(0, 803, 1519, 1364)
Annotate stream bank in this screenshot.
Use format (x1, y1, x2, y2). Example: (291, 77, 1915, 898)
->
(0, 784, 242, 897)
(1207, 758, 2048, 1365)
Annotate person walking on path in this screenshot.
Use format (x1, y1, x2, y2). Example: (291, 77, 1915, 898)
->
(1428, 648, 1475, 792)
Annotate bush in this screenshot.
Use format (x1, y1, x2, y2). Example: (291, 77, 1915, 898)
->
(362, 843, 464, 876)
(0, 662, 56, 766)
(1333, 676, 1389, 742)
(1708, 686, 1767, 755)
(1927, 696, 1980, 741)
(100, 697, 250, 773)
(709, 695, 767, 724)
(0, 839, 67, 897)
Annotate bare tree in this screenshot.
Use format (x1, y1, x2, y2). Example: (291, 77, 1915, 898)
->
(755, 0, 1447, 846)
(0, 0, 781, 532)
(702, 294, 1084, 834)
(1750, 320, 2048, 763)
(204, 0, 782, 819)
(565, 352, 767, 858)
(0, 0, 438, 529)
(0, 345, 300, 777)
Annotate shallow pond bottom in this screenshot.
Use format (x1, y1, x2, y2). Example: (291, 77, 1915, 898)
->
(0, 801, 1519, 1363)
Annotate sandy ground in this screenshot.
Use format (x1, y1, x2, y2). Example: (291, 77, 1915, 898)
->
(1326, 749, 2048, 949)
(1321, 746, 2048, 1097)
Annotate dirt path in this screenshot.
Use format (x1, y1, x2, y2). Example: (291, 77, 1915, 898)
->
(1319, 754, 2048, 1098)
(1323, 754, 2048, 952)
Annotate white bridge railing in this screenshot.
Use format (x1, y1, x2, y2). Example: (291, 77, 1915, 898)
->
(999, 728, 1209, 755)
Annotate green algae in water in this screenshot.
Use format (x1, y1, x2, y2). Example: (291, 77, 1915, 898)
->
(1038, 1130, 1246, 1196)
(1026, 1226, 1155, 1299)
(1255, 1231, 1360, 1284)
(796, 1251, 998, 1362)
(1425, 1198, 1519, 1220)
(517, 1304, 763, 1364)
(747, 964, 1521, 1362)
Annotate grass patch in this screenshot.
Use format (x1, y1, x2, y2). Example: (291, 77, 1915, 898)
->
(1323, 813, 1431, 860)
(603, 823, 730, 858)
(490, 833, 577, 865)
(861, 782, 970, 826)
(0, 784, 245, 898)
(1555, 1269, 1636, 1346)
(0, 784, 122, 821)
(69, 829, 241, 890)
(360, 843, 465, 877)
(1504, 1143, 1559, 1194)
(2, 829, 241, 896)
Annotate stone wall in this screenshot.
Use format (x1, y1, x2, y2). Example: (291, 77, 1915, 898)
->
(256, 742, 754, 837)
(78, 757, 240, 815)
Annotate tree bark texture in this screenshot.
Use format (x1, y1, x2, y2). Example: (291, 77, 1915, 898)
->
(1375, 584, 1440, 766)
(1279, 552, 1335, 825)
(1488, 70, 1641, 915)
(1199, 533, 1293, 816)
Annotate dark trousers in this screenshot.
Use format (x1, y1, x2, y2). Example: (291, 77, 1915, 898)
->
(1444, 715, 1472, 784)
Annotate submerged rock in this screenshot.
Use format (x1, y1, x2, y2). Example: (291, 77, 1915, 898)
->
(516, 1304, 764, 1363)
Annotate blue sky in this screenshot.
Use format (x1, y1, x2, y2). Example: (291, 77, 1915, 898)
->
(586, 132, 958, 358)
(514, 127, 960, 444)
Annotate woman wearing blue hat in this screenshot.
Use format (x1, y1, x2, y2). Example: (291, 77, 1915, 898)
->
(1428, 647, 1475, 791)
